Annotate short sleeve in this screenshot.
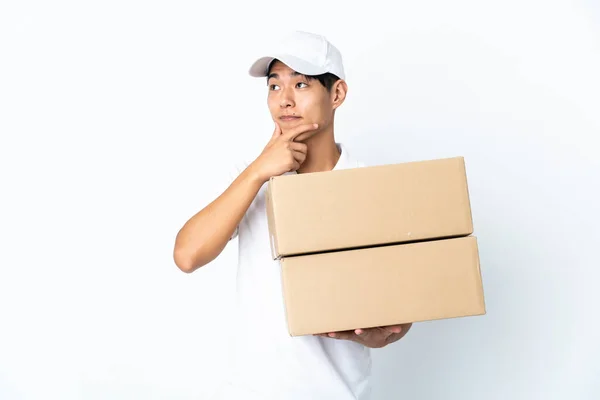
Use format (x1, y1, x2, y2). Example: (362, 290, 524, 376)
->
(230, 226, 239, 241)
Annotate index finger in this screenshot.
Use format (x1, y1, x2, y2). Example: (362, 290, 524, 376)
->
(281, 123, 319, 141)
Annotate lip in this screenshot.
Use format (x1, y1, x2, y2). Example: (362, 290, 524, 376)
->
(279, 115, 302, 121)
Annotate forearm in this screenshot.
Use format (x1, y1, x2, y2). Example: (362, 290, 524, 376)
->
(173, 164, 264, 273)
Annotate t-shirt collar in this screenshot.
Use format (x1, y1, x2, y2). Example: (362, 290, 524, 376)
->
(332, 142, 350, 171)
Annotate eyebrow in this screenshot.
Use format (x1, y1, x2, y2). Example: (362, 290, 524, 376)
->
(267, 71, 305, 81)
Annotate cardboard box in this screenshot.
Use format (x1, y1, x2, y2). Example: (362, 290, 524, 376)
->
(266, 156, 473, 259)
(280, 236, 486, 336)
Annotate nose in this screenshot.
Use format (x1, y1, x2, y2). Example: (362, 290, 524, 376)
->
(279, 87, 295, 109)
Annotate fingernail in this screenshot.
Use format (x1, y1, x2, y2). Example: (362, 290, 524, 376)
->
(328, 332, 336, 338)
(355, 329, 363, 335)
(313, 123, 318, 128)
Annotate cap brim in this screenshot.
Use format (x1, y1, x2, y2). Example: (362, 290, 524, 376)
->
(248, 54, 328, 77)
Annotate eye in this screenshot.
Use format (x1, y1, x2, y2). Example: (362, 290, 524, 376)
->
(296, 82, 308, 88)
(269, 84, 280, 91)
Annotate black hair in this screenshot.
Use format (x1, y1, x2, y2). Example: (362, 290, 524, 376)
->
(266, 60, 340, 92)
(305, 72, 340, 92)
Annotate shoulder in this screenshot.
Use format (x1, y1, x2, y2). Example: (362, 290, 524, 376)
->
(337, 143, 367, 169)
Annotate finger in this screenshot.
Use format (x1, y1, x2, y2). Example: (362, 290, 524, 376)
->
(355, 328, 377, 340)
(292, 150, 306, 164)
(290, 160, 301, 172)
(329, 332, 351, 340)
(289, 141, 308, 153)
(382, 325, 404, 334)
(282, 123, 319, 141)
(360, 328, 392, 343)
(328, 331, 353, 340)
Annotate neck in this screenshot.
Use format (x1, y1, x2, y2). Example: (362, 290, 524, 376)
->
(297, 126, 341, 174)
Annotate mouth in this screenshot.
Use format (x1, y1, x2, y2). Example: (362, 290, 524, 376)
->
(279, 115, 302, 121)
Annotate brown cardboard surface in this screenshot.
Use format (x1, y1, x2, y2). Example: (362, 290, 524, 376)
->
(266, 156, 473, 259)
(280, 236, 485, 336)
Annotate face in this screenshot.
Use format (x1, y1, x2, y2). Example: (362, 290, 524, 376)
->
(266, 60, 345, 141)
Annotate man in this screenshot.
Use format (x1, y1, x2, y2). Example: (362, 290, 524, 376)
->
(173, 31, 412, 399)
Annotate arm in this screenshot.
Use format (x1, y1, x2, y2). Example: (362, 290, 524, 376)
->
(173, 165, 264, 273)
(172, 122, 316, 273)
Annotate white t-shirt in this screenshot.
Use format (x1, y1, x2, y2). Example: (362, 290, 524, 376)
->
(212, 143, 372, 400)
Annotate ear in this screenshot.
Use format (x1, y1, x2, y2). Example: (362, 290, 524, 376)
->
(331, 79, 348, 110)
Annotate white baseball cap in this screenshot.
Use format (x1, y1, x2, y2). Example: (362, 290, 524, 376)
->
(248, 31, 345, 80)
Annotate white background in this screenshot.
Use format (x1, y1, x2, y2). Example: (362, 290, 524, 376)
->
(1, 0, 599, 399)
